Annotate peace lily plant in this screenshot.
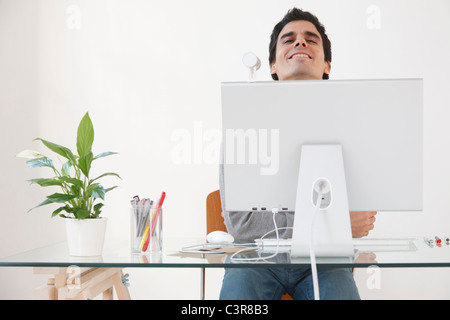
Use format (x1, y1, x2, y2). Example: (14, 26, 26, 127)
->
(17, 112, 120, 220)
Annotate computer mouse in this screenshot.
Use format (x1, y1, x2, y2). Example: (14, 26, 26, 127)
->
(206, 231, 235, 244)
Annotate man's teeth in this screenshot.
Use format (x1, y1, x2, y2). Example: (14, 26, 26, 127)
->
(292, 53, 309, 58)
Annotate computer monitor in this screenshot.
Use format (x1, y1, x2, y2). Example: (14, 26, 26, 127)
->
(221, 79, 423, 256)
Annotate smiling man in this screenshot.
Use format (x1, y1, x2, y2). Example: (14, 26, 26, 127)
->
(219, 8, 364, 300)
(270, 19, 331, 80)
(269, 7, 332, 82)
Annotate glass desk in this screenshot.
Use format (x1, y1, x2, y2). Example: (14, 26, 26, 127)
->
(1, 237, 449, 299)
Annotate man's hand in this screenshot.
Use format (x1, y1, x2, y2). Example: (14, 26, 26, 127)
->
(350, 211, 377, 238)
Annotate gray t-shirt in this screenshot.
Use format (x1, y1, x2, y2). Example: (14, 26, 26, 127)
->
(219, 160, 294, 241)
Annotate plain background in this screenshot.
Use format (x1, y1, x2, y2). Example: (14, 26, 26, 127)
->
(1, 0, 450, 299)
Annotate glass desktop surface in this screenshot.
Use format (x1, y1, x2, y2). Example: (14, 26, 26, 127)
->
(1, 237, 449, 269)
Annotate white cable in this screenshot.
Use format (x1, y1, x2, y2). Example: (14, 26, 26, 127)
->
(228, 190, 322, 300)
(260, 227, 293, 242)
(310, 186, 324, 300)
(230, 179, 324, 299)
(230, 208, 281, 263)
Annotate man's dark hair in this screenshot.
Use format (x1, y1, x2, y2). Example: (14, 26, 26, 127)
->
(269, 8, 332, 80)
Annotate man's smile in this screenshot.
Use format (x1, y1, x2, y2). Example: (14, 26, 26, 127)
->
(288, 51, 312, 60)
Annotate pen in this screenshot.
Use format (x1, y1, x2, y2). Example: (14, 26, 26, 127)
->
(140, 226, 150, 249)
(132, 198, 152, 251)
(143, 192, 165, 251)
(131, 196, 141, 250)
(140, 197, 158, 250)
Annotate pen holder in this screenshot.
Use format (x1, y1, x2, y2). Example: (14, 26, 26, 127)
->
(130, 207, 162, 254)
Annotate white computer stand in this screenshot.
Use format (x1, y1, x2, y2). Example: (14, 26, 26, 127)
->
(291, 144, 354, 258)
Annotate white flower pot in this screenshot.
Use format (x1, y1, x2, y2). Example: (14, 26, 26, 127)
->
(65, 217, 107, 256)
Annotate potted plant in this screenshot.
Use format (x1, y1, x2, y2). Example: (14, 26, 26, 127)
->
(16, 112, 120, 256)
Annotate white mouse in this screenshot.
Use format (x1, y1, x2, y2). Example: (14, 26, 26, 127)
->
(207, 231, 235, 244)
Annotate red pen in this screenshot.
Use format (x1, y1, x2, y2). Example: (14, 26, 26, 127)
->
(143, 192, 166, 252)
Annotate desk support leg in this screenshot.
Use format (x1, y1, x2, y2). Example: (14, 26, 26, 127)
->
(200, 267, 205, 300)
(33, 267, 131, 300)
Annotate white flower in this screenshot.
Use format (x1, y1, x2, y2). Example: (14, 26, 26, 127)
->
(16, 150, 45, 159)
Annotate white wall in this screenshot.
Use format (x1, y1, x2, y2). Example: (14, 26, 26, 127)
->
(1, 0, 450, 300)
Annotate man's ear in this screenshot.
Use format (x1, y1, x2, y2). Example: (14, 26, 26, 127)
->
(270, 62, 279, 80)
(270, 61, 277, 75)
(324, 61, 331, 76)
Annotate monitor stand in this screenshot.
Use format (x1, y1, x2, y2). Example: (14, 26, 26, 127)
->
(291, 144, 354, 258)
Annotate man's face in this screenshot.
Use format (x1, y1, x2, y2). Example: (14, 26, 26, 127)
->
(270, 20, 330, 80)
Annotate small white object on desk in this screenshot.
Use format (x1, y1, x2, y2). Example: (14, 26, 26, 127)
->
(206, 231, 235, 244)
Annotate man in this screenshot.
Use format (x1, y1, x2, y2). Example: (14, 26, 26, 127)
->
(219, 8, 375, 300)
(269, 8, 376, 238)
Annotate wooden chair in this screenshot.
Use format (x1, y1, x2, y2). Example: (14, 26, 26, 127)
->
(206, 190, 228, 234)
(206, 189, 293, 300)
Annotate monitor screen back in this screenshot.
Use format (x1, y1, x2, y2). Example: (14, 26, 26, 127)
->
(221, 79, 423, 212)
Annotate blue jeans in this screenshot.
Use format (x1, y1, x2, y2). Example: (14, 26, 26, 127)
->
(219, 267, 360, 300)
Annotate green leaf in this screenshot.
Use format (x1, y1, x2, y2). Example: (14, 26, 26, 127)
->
(58, 176, 84, 188)
(93, 203, 104, 218)
(77, 112, 94, 158)
(94, 203, 104, 211)
(34, 138, 76, 165)
(46, 193, 77, 203)
(53, 205, 78, 218)
(93, 151, 118, 160)
(90, 172, 122, 183)
(75, 208, 91, 219)
(89, 184, 105, 200)
(28, 198, 54, 212)
(25, 157, 54, 169)
(51, 206, 69, 218)
(28, 178, 63, 187)
(29, 196, 76, 213)
(78, 151, 93, 177)
(69, 184, 81, 197)
(61, 161, 72, 176)
(105, 186, 118, 193)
